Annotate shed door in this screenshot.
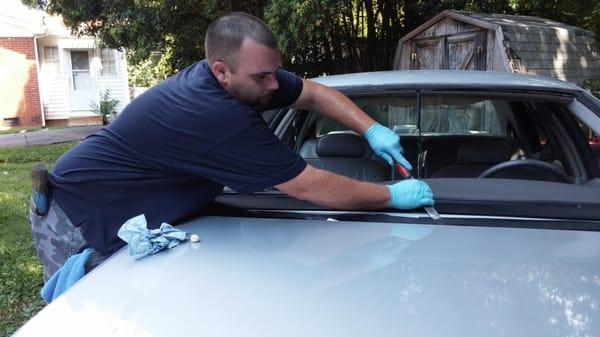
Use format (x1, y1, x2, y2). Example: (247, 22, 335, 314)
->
(447, 31, 487, 70)
(410, 37, 445, 70)
(411, 31, 486, 70)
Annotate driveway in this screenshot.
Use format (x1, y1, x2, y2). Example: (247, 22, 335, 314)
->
(0, 125, 102, 148)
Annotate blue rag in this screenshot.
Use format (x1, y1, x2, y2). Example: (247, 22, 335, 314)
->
(41, 248, 93, 303)
(117, 214, 187, 260)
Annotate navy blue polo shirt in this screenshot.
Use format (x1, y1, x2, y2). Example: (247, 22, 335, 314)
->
(49, 60, 306, 254)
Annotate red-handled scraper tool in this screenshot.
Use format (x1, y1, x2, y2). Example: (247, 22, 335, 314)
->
(394, 161, 441, 220)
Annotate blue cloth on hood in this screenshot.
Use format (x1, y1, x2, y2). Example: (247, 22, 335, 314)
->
(41, 248, 93, 303)
(117, 214, 187, 260)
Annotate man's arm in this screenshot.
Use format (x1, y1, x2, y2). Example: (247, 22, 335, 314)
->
(276, 165, 433, 210)
(276, 165, 389, 210)
(291, 79, 412, 169)
(291, 79, 375, 134)
(283, 78, 433, 210)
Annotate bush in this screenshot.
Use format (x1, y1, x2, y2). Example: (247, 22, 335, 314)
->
(90, 90, 120, 125)
(582, 78, 600, 99)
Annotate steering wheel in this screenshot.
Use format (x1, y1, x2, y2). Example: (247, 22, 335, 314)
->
(478, 159, 571, 183)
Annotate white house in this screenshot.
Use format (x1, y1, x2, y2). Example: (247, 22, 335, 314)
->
(0, 0, 129, 128)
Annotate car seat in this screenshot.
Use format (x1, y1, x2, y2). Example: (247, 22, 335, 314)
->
(431, 139, 512, 178)
(300, 133, 390, 182)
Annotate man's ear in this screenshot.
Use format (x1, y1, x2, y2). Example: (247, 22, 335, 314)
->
(211, 61, 230, 87)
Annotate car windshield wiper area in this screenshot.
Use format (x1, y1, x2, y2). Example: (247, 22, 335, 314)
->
(426, 178, 600, 221)
(213, 178, 600, 222)
(203, 205, 600, 232)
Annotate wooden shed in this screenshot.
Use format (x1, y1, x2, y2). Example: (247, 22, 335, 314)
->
(393, 10, 600, 85)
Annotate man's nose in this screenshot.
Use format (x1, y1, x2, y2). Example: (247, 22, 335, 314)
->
(266, 74, 279, 91)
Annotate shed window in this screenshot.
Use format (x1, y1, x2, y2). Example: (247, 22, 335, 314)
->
(101, 48, 117, 76)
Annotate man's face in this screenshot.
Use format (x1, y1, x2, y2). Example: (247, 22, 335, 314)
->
(217, 38, 281, 109)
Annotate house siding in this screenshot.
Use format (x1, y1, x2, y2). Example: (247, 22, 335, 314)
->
(37, 39, 71, 121)
(37, 39, 130, 124)
(41, 75, 71, 120)
(97, 50, 130, 113)
(0, 37, 43, 127)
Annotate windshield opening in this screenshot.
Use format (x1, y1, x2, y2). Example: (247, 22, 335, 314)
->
(295, 92, 589, 183)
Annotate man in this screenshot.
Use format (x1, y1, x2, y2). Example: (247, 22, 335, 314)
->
(30, 12, 434, 281)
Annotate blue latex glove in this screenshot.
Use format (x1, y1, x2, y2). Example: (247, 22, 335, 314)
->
(364, 122, 412, 170)
(117, 214, 187, 260)
(386, 179, 434, 209)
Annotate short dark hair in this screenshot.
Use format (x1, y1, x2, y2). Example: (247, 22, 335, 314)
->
(205, 12, 278, 68)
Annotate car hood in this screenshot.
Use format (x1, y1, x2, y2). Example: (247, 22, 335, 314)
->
(15, 216, 600, 337)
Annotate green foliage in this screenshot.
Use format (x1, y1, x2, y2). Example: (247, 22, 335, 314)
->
(508, 0, 577, 23)
(90, 90, 120, 125)
(31, 0, 267, 77)
(0, 142, 77, 336)
(585, 0, 600, 45)
(26, 0, 600, 77)
(127, 52, 168, 88)
(583, 77, 600, 98)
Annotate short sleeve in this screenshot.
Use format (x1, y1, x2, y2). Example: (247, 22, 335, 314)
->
(185, 115, 306, 194)
(262, 68, 303, 110)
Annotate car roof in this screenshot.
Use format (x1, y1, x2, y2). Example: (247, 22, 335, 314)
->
(309, 70, 583, 94)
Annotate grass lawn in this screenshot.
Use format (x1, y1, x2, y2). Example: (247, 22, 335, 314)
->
(0, 142, 76, 336)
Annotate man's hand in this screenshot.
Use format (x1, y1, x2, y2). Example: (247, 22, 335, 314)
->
(386, 180, 434, 209)
(364, 122, 412, 170)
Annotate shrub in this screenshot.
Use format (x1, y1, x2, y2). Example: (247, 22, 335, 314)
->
(90, 90, 120, 125)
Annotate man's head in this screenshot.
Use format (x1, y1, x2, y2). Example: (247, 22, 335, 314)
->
(205, 12, 281, 109)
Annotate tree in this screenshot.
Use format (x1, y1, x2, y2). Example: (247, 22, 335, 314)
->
(265, 0, 463, 76)
(28, 0, 269, 76)
(127, 51, 167, 88)
(26, 0, 600, 78)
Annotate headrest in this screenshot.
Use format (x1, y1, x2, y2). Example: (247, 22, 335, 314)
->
(316, 133, 366, 158)
(457, 139, 511, 164)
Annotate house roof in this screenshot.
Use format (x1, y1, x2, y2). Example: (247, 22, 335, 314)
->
(399, 10, 600, 84)
(0, 0, 46, 36)
(0, 13, 45, 37)
(456, 10, 600, 83)
(0, 0, 73, 38)
(457, 11, 591, 35)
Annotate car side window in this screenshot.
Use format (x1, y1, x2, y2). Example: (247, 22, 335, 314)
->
(420, 96, 508, 136)
(314, 95, 509, 137)
(315, 95, 418, 136)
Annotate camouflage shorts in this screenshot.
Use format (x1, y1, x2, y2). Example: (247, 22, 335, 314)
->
(29, 198, 87, 281)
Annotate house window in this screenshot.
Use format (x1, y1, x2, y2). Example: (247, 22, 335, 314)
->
(101, 48, 117, 76)
(43, 46, 59, 72)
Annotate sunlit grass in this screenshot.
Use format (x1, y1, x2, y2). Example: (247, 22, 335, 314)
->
(0, 142, 76, 336)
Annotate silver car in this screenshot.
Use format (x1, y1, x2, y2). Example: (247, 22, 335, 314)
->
(14, 71, 600, 337)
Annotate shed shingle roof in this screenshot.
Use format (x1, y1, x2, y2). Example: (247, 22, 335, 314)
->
(450, 10, 600, 84)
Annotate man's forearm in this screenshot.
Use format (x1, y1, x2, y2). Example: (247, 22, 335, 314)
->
(276, 165, 390, 210)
